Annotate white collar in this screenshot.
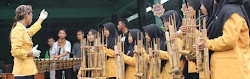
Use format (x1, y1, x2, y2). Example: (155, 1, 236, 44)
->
(17, 22, 27, 32)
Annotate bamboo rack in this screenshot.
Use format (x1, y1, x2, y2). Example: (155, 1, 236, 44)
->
(34, 58, 81, 73)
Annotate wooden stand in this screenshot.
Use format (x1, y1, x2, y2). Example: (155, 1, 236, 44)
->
(165, 14, 184, 79)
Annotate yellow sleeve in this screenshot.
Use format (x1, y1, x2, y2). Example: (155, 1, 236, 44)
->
(102, 47, 115, 57)
(159, 50, 169, 60)
(178, 31, 184, 39)
(206, 13, 242, 51)
(10, 27, 28, 59)
(177, 38, 184, 50)
(123, 54, 136, 66)
(27, 22, 42, 37)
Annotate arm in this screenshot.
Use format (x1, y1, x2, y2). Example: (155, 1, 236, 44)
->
(51, 43, 57, 58)
(102, 47, 115, 57)
(159, 50, 169, 60)
(72, 43, 77, 58)
(123, 54, 136, 66)
(27, 19, 43, 37)
(57, 51, 69, 58)
(206, 14, 242, 51)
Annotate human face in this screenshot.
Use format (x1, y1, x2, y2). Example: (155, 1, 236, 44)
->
(187, 3, 195, 16)
(88, 31, 95, 42)
(163, 19, 169, 31)
(128, 33, 133, 44)
(77, 31, 83, 40)
(117, 21, 124, 31)
(48, 38, 55, 47)
(103, 27, 110, 38)
(201, 3, 208, 16)
(25, 13, 33, 25)
(58, 30, 67, 39)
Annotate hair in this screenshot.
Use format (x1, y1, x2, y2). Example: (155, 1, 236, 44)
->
(48, 36, 55, 40)
(118, 17, 128, 28)
(76, 29, 84, 33)
(9, 5, 32, 44)
(58, 28, 67, 34)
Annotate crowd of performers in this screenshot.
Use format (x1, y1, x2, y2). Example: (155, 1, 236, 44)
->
(9, 0, 250, 79)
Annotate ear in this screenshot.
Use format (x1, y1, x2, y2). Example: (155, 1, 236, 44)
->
(24, 14, 29, 20)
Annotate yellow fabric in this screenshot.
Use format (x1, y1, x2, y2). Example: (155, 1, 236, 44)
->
(159, 38, 183, 79)
(123, 48, 147, 79)
(123, 54, 136, 79)
(10, 22, 41, 75)
(206, 13, 249, 79)
(247, 47, 250, 79)
(102, 47, 116, 77)
(178, 29, 202, 73)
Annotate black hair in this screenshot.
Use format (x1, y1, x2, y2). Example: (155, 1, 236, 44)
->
(76, 29, 84, 33)
(118, 17, 128, 28)
(58, 28, 67, 34)
(47, 36, 55, 40)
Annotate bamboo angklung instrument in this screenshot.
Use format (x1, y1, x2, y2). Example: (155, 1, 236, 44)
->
(180, 10, 200, 59)
(196, 17, 210, 79)
(165, 14, 184, 79)
(34, 58, 81, 73)
(115, 35, 125, 79)
(148, 38, 161, 79)
(79, 32, 107, 79)
(134, 32, 147, 79)
(181, 11, 210, 79)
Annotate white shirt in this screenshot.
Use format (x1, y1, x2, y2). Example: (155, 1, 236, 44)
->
(51, 40, 71, 58)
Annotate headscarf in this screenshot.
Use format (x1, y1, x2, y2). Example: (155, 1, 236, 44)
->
(160, 10, 182, 30)
(142, 24, 167, 72)
(103, 22, 119, 50)
(127, 29, 142, 57)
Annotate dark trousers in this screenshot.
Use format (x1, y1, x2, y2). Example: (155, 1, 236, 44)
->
(73, 69, 79, 79)
(182, 59, 199, 79)
(109, 77, 116, 79)
(14, 75, 34, 79)
(56, 69, 71, 79)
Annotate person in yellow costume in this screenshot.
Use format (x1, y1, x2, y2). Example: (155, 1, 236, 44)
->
(198, 0, 250, 79)
(159, 10, 186, 79)
(94, 22, 119, 79)
(9, 5, 48, 79)
(142, 23, 183, 79)
(121, 29, 144, 79)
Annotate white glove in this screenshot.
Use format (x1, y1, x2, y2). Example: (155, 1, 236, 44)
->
(39, 9, 48, 20)
(32, 45, 41, 57)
